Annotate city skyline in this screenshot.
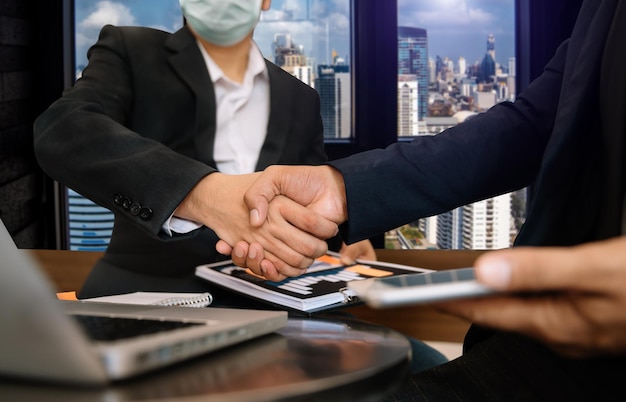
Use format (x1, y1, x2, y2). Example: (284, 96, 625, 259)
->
(71, 0, 518, 251)
(74, 0, 515, 71)
(398, 0, 515, 66)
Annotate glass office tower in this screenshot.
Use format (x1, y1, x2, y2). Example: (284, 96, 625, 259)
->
(398, 27, 428, 124)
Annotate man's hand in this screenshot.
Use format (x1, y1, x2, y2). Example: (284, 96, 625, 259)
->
(338, 240, 377, 265)
(244, 165, 348, 227)
(176, 173, 338, 279)
(216, 165, 349, 278)
(435, 236, 626, 358)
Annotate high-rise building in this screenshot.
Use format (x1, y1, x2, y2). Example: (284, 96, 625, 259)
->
(398, 27, 428, 121)
(486, 33, 495, 60)
(436, 208, 463, 250)
(397, 74, 419, 136)
(461, 194, 511, 249)
(433, 193, 511, 250)
(472, 86, 497, 110)
(293, 65, 314, 87)
(428, 58, 436, 83)
(273, 33, 295, 67)
(479, 34, 496, 83)
(315, 64, 351, 139)
(507, 57, 516, 100)
(508, 56, 516, 76)
(458, 56, 466, 76)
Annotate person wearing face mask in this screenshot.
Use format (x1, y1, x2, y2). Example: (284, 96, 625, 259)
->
(32, 0, 377, 301)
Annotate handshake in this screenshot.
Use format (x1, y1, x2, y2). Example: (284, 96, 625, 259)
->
(178, 161, 626, 360)
(175, 165, 354, 281)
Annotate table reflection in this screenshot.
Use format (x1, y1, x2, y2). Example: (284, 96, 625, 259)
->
(0, 317, 410, 402)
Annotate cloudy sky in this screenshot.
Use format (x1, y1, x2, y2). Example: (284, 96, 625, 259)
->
(398, 0, 515, 65)
(74, 0, 514, 71)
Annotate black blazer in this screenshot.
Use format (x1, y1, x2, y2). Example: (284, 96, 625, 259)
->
(330, 0, 625, 353)
(34, 25, 326, 284)
(331, 0, 624, 249)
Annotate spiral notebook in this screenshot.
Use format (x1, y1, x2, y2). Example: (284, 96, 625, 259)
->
(0, 218, 287, 385)
(84, 291, 214, 307)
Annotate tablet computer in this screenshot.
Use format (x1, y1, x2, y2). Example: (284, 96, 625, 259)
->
(347, 267, 495, 308)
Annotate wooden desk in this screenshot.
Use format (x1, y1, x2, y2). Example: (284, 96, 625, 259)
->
(26, 248, 482, 343)
(346, 249, 482, 343)
(26, 249, 100, 293)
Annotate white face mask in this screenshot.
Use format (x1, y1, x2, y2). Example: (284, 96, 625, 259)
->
(180, 0, 263, 47)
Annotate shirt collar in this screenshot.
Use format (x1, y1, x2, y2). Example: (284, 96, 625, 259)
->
(196, 40, 268, 86)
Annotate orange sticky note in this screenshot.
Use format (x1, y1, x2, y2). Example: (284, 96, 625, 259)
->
(56, 291, 78, 300)
(346, 264, 393, 277)
(315, 254, 342, 265)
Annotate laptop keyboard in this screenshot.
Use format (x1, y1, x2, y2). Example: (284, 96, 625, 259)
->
(71, 315, 202, 342)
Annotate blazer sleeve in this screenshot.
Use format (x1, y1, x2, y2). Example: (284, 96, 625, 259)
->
(33, 25, 215, 239)
(330, 40, 571, 243)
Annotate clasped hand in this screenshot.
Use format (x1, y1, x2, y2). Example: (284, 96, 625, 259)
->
(214, 165, 349, 280)
(177, 172, 338, 279)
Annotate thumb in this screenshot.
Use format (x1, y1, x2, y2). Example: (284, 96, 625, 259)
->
(474, 246, 590, 292)
(244, 169, 282, 227)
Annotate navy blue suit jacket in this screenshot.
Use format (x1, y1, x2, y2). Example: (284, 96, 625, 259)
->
(332, 0, 624, 249)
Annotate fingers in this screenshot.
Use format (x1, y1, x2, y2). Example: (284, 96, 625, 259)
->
(229, 238, 318, 281)
(473, 244, 606, 292)
(215, 240, 233, 256)
(261, 224, 327, 268)
(438, 237, 626, 358)
(231, 241, 263, 269)
(436, 292, 606, 357)
(339, 240, 376, 265)
(244, 165, 347, 227)
(221, 196, 333, 279)
(244, 166, 283, 227)
(437, 295, 559, 333)
(261, 195, 330, 263)
(273, 195, 338, 239)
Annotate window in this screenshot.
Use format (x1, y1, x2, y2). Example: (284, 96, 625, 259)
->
(386, 0, 520, 251)
(253, 0, 352, 140)
(60, 0, 529, 251)
(397, 1, 516, 138)
(66, 0, 183, 250)
(66, 0, 353, 249)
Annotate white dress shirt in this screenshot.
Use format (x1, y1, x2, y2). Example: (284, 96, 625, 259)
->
(165, 40, 270, 235)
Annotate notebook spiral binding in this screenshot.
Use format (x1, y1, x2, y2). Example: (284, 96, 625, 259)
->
(339, 287, 358, 304)
(150, 292, 213, 308)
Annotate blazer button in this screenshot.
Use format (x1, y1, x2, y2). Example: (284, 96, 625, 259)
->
(113, 193, 124, 206)
(139, 207, 153, 221)
(129, 203, 142, 216)
(122, 197, 132, 210)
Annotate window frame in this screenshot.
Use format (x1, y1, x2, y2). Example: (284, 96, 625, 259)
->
(36, 0, 584, 249)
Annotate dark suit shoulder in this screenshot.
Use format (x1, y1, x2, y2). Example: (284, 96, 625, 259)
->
(98, 24, 173, 47)
(91, 25, 198, 68)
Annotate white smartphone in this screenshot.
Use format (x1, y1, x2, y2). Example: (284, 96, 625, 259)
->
(347, 267, 495, 308)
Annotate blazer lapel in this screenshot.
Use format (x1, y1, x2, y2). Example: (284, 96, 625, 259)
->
(165, 27, 217, 165)
(255, 60, 293, 171)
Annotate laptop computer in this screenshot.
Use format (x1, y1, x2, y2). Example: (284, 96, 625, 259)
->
(0, 219, 287, 385)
